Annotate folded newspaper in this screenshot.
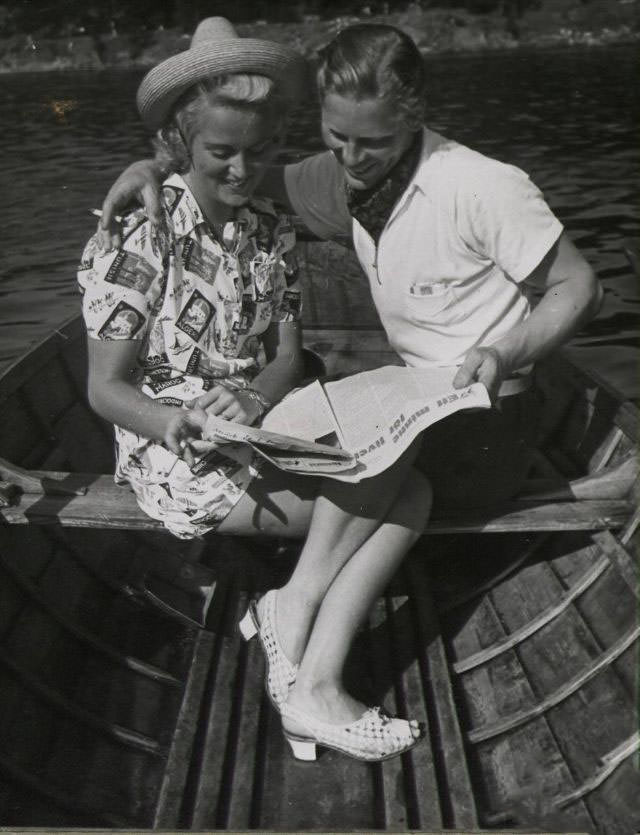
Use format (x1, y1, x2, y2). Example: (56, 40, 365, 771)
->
(199, 365, 491, 483)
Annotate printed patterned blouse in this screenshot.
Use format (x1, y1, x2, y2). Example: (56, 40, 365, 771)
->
(77, 173, 302, 539)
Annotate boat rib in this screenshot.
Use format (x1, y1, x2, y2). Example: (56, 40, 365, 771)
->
(0, 647, 166, 756)
(0, 551, 182, 686)
(555, 732, 640, 808)
(466, 624, 640, 743)
(452, 555, 610, 673)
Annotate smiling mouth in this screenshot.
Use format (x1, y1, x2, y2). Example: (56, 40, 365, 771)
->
(345, 164, 375, 179)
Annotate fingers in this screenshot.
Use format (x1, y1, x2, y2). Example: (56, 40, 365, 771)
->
(454, 347, 504, 403)
(99, 185, 128, 252)
(194, 386, 251, 422)
(453, 349, 482, 388)
(141, 182, 164, 230)
(165, 408, 207, 457)
(190, 439, 222, 454)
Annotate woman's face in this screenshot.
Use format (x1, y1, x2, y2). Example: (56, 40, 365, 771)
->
(321, 93, 415, 191)
(187, 102, 282, 210)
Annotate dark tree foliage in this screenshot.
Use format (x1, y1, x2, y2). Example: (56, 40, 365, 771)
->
(0, 0, 543, 36)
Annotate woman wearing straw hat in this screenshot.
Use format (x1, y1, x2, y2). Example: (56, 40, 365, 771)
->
(79, 17, 427, 763)
(101, 21, 600, 511)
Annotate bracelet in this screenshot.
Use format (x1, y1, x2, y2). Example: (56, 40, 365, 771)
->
(241, 387, 272, 416)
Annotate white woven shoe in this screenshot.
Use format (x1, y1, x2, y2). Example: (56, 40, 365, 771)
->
(281, 703, 424, 762)
(239, 589, 298, 711)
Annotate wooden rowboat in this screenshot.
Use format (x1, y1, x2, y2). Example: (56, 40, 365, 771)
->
(0, 240, 638, 833)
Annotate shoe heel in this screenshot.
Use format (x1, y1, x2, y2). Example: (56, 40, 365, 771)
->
(285, 735, 317, 762)
(239, 607, 257, 641)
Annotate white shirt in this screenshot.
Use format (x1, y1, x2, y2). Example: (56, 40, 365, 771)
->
(285, 129, 563, 367)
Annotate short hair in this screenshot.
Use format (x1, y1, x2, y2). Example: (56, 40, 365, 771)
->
(316, 24, 426, 131)
(154, 73, 286, 173)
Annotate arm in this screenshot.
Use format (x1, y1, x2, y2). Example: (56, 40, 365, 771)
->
(98, 159, 168, 251)
(99, 161, 292, 250)
(86, 338, 207, 461)
(454, 233, 602, 401)
(188, 320, 305, 421)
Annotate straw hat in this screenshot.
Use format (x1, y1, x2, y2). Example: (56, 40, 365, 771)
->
(137, 17, 306, 130)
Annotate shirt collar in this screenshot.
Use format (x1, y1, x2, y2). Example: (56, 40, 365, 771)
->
(385, 127, 451, 226)
(162, 172, 207, 238)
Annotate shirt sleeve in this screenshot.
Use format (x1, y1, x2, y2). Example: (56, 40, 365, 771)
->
(78, 210, 163, 341)
(284, 151, 353, 242)
(457, 158, 563, 283)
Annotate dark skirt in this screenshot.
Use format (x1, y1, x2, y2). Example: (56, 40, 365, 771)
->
(415, 388, 541, 511)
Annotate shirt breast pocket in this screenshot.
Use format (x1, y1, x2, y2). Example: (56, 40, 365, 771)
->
(405, 281, 458, 323)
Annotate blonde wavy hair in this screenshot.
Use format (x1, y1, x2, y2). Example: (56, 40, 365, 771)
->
(154, 73, 287, 173)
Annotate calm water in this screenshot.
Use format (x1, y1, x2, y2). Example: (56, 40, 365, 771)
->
(1, 44, 638, 396)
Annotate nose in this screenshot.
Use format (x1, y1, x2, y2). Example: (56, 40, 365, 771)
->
(229, 152, 248, 179)
(341, 140, 365, 169)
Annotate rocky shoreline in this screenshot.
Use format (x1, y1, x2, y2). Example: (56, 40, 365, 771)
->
(1, 1, 637, 73)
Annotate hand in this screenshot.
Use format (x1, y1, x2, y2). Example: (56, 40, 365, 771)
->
(186, 385, 262, 426)
(97, 160, 165, 252)
(164, 407, 208, 469)
(453, 346, 508, 404)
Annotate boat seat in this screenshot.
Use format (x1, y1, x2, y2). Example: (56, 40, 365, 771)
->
(0, 465, 632, 534)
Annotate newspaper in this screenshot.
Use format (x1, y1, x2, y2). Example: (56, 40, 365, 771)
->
(201, 366, 491, 483)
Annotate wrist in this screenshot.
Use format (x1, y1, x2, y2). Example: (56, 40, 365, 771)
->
(240, 387, 272, 423)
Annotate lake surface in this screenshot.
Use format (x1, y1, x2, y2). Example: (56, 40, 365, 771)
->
(1, 44, 638, 396)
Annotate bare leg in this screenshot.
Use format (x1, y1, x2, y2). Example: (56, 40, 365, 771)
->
(285, 469, 432, 726)
(220, 444, 424, 662)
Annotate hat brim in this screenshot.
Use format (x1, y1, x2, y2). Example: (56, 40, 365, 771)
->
(137, 38, 307, 130)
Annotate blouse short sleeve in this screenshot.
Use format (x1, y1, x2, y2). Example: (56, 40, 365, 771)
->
(78, 209, 163, 341)
(456, 158, 563, 283)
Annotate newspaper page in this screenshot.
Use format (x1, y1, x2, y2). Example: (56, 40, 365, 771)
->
(199, 365, 490, 481)
(320, 366, 490, 481)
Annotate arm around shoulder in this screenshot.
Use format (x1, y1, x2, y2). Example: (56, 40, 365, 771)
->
(99, 159, 167, 250)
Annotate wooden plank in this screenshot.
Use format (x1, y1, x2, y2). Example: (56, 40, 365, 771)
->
(224, 630, 267, 830)
(154, 630, 216, 829)
(20, 355, 79, 435)
(0, 645, 165, 756)
(593, 529, 639, 596)
(555, 733, 640, 808)
(374, 594, 423, 831)
(2, 474, 632, 535)
(467, 627, 639, 743)
(0, 752, 125, 827)
(554, 535, 638, 698)
(188, 578, 245, 828)
(427, 500, 632, 533)
(443, 587, 595, 832)
(0, 548, 181, 687)
(405, 560, 478, 830)
(452, 555, 611, 673)
(466, 544, 640, 833)
(52, 401, 114, 474)
(0, 391, 45, 466)
(0, 317, 82, 402)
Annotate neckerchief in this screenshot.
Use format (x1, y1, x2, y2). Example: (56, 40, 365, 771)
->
(344, 131, 423, 244)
